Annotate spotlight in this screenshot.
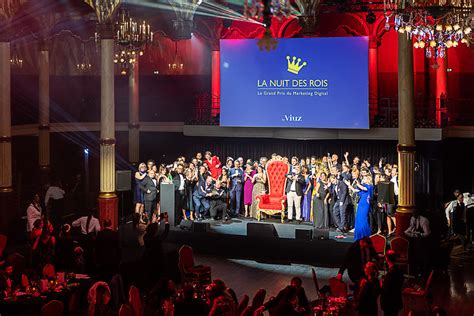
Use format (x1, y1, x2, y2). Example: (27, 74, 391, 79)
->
(366, 11, 376, 24)
(84, 148, 89, 155)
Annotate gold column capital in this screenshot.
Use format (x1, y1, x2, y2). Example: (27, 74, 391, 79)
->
(99, 192, 117, 199)
(396, 205, 416, 214)
(397, 144, 416, 153)
(100, 138, 116, 145)
(0, 136, 12, 143)
(0, 187, 13, 193)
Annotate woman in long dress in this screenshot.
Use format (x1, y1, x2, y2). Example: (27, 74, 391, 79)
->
(250, 165, 267, 218)
(243, 164, 256, 217)
(184, 168, 197, 221)
(353, 175, 374, 241)
(313, 172, 329, 228)
(301, 166, 313, 222)
(134, 163, 147, 214)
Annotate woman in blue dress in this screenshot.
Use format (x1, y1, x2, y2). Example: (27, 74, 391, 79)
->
(301, 166, 313, 222)
(134, 163, 147, 215)
(353, 175, 374, 241)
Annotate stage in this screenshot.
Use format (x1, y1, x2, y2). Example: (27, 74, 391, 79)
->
(166, 218, 353, 267)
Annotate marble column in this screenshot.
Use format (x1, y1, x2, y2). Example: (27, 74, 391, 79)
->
(436, 55, 447, 127)
(38, 42, 50, 184)
(369, 36, 379, 123)
(128, 60, 139, 166)
(97, 23, 118, 229)
(211, 49, 220, 119)
(0, 40, 13, 234)
(396, 33, 416, 237)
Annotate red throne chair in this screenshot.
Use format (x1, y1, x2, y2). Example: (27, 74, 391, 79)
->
(256, 158, 289, 223)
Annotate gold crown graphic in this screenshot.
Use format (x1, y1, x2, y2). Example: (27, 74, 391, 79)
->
(286, 56, 307, 75)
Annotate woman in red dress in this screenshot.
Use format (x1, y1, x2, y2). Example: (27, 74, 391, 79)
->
(205, 151, 222, 179)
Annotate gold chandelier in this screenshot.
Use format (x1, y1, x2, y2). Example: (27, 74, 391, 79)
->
(384, 0, 473, 58)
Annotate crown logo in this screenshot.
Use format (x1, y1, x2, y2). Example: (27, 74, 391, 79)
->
(286, 56, 307, 75)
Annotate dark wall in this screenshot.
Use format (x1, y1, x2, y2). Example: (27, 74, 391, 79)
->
(11, 75, 211, 125)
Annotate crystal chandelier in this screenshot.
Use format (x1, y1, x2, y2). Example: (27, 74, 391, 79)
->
(116, 9, 153, 49)
(384, 0, 473, 58)
(10, 47, 23, 69)
(76, 42, 92, 73)
(244, 0, 293, 24)
(114, 49, 143, 75)
(168, 41, 184, 73)
(113, 9, 152, 74)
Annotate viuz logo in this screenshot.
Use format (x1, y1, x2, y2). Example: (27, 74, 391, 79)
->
(282, 114, 303, 122)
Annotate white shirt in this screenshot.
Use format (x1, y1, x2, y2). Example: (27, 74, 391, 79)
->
(179, 174, 185, 190)
(26, 203, 42, 232)
(44, 186, 65, 205)
(290, 177, 297, 191)
(391, 176, 399, 197)
(72, 216, 101, 234)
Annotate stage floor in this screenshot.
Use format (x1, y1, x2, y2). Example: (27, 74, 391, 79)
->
(173, 217, 354, 243)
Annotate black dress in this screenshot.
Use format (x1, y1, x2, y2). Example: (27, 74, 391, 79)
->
(185, 179, 196, 211)
(313, 180, 329, 228)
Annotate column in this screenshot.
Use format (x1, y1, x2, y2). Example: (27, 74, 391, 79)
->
(396, 33, 416, 236)
(128, 60, 139, 165)
(38, 41, 50, 184)
(211, 49, 220, 119)
(97, 23, 118, 229)
(369, 36, 379, 123)
(436, 55, 447, 127)
(0, 40, 13, 234)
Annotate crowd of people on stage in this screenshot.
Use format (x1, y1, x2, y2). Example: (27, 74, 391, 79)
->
(134, 151, 402, 240)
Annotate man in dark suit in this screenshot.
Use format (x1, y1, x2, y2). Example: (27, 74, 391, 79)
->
(285, 165, 305, 222)
(229, 160, 244, 217)
(172, 164, 186, 225)
(96, 219, 121, 280)
(139, 169, 158, 221)
(333, 169, 350, 232)
(209, 180, 227, 220)
(337, 237, 378, 284)
(381, 250, 404, 316)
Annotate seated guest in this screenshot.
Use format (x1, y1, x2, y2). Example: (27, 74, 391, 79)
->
(337, 237, 378, 284)
(381, 250, 404, 316)
(26, 193, 42, 233)
(356, 262, 381, 316)
(32, 227, 56, 272)
(207, 279, 238, 316)
(175, 283, 210, 316)
(55, 224, 76, 270)
(0, 264, 28, 298)
(290, 277, 310, 315)
(405, 209, 431, 275)
(87, 281, 113, 316)
(95, 219, 120, 280)
(285, 165, 305, 222)
(209, 180, 228, 220)
(257, 285, 306, 316)
(72, 210, 101, 237)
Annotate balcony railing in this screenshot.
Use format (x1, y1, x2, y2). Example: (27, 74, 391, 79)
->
(187, 93, 473, 128)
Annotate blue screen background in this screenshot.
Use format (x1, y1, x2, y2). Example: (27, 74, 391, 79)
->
(220, 37, 369, 129)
